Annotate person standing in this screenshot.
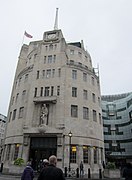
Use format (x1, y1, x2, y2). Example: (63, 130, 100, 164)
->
(21, 161, 34, 180)
(37, 155, 65, 180)
(80, 161, 84, 177)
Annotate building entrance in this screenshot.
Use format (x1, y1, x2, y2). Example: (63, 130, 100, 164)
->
(29, 137, 57, 171)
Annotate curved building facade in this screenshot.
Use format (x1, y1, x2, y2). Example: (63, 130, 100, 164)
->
(102, 93, 132, 165)
(2, 29, 104, 175)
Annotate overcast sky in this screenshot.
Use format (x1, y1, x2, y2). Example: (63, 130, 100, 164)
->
(0, 0, 132, 115)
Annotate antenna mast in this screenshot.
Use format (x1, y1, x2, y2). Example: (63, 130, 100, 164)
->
(54, 8, 59, 30)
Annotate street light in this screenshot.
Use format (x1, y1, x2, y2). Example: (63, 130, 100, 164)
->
(68, 131, 72, 172)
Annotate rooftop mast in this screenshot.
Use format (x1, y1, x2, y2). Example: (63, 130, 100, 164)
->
(54, 8, 59, 30)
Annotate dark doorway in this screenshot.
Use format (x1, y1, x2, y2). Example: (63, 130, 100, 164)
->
(29, 137, 57, 171)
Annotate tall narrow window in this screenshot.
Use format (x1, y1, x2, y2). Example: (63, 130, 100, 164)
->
(46, 69, 51, 78)
(83, 146, 89, 163)
(57, 86, 60, 96)
(72, 87, 77, 97)
(83, 90, 88, 100)
(91, 76, 95, 85)
(37, 70, 40, 79)
(42, 70, 45, 78)
(99, 113, 102, 124)
(72, 70, 77, 80)
(83, 73, 87, 82)
(6, 144, 11, 160)
(70, 145, 76, 163)
(44, 87, 50, 96)
(51, 86, 54, 96)
(22, 90, 26, 100)
(93, 110, 97, 121)
(83, 107, 89, 120)
(16, 93, 19, 102)
(14, 144, 20, 160)
(34, 88, 37, 97)
(12, 109, 17, 120)
(92, 93, 96, 103)
(93, 147, 97, 164)
(25, 74, 29, 82)
(48, 55, 52, 63)
(44, 56, 46, 64)
(58, 68, 61, 77)
(53, 55, 56, 63)
(9, 112, 12, 122)
(52, 69, 55, 78)
(18, 107, 24, 118)
(40, 87, 43, 96)
(71, 105, 78, 117)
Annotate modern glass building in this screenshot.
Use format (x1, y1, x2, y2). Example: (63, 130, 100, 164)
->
(102, 92, 132, 166)
(2, 27, 104, 175)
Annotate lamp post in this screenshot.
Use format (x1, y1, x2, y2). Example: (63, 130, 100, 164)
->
(68, 131, 72, 172)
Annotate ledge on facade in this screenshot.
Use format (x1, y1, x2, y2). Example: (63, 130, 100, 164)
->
(33, 96, 57, 104)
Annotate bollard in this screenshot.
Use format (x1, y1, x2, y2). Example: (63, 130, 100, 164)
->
(76, 167, 79, 178)
(64, 167, 67, 177)
(99, 168, 102, 179)
(88, 168, 91, 179)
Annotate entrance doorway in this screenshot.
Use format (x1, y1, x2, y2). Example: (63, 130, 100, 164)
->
(29, 137, 57, 171)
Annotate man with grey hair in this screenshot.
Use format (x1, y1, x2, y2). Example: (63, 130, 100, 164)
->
(37, 155, 65, 180)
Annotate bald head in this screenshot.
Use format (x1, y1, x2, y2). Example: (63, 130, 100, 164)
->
(49, 155, 57, 166)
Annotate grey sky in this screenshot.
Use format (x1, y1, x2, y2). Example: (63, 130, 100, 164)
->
(0, 0, 132, 115)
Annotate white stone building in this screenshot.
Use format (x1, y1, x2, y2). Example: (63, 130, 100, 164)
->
(2, 28, 104, 176)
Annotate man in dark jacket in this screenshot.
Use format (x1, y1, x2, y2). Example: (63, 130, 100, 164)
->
(21, 161, 34, 180)
(37, 155, 65, 180)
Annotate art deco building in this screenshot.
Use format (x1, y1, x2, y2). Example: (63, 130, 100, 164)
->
(2, 26, 104, 175)
(0, 113, 6, 160)
(102, 93, 132, 165)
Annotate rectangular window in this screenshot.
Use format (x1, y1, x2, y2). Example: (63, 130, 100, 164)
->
(42, 70, 45, 78)
(49, 44, 53, 50)
(72, 70, 77, 80)
(72, 87, 77, 97)
(40, 87, 43, 96)
(34, 88, 37, 97)
(83, 107, 89, 120)
(83, 73, 87, 82)
(58, 68, 61, 77)
(9, 112, 12, 122)
(15, 93, 19, 102)
(91, 76, 95, 85)
(46, 69, 51, 78)
(94, 147, 97, 164)
(48, 55, 52, 63)
(6, 144, 11, 160)
(52, 69, 55, 78)
(99, 113, 102, 124)
(18, 107, 24, 118)
(25, 74, 29, 82)
(22, 90, 26, 100)
(70, 145, 76, 163)
(37, 70, 40, 79)
(83, 90, 88, 100)
(92, 93, 96, 103)
(45, 87, 50, 96)
(70, 50, 74, 55)
(57, 86, 60, 96)
(53, 55, 56, 63)
(71, 105, 78, 117)
(83, 146, 89, 163)
(93, 110, 97, 121)
(44, 56, 46, 64)
(12, 109, 17, 120)
(14, 144, 20, 160)
(51, 86, 54, 96)
(11, 97, 14, 105)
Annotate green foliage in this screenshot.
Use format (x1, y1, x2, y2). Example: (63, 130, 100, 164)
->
(14, 158, 24, 166)
(106, 162, 116, 169)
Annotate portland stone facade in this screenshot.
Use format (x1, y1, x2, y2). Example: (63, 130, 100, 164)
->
(2, 28, 104, 176)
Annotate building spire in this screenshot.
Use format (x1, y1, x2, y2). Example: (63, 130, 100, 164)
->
(54, 8, 59, 30)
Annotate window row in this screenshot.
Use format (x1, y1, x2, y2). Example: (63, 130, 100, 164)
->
(5, 144, 20, 161)
(34, 86, 60, 97)
(9, 107, 24, 121)
(11, 90, 26, 105)
(36, 68, 61, 79)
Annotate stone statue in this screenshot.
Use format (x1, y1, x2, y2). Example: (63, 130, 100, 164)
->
(40, 104, 48, 125)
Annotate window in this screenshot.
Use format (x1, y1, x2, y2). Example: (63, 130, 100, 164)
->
(44, 87, 50, 96)
(42, 70, 45, 78)
(93, 110, 97, 121)
(6, 144, 11, 160)
(15, 93, 19, 102)
(9, 112, 12, 122)
(14, 144, 20, 160)
(48, 55, 52, 63)
(34, 88, 37, 97)
(83, 73, 87, 82)
(83, 146, 89, 163)
(58, 68, 61, 77)
(25, 74, 28, 82)
(78, 52, 82, 57)
(99, 113, 102, 124)
(34, 53, 37, 59)
(52, 69, 55, 78)
(11, 97, 14, 105)
(57, 86, 60, 96)
(37, 70, 40, 79)
(53, 55, 56, 63)
(40, 87, 43, 96)
(93, 147, 97, 164)
(70, 145, 76, 163)
(91, 77, 95, 85)
(71, 105, 78, 117)
(92, 93, 96, 103)
(12, 109, 17, 120)
(70, 50, 74, 55)
(44, 56, 46, 64)
(19, 107, 24, 118)
(46, 69, 51, 78)
(72, 87, 77, 97)
(83, 107, 89, 120)
(51, 86, 54, 96)
(49, 44, 53, 50)
(83, 90, 88, 100)
(72, 70, 77, 80)
(22, 90, 26, 100)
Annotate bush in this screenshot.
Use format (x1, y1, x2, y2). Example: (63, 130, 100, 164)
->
(106, 162, 116, 169)
(14, 158, 24, 166)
